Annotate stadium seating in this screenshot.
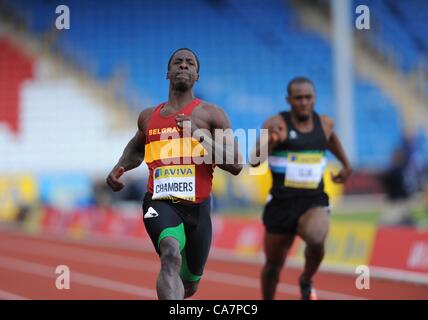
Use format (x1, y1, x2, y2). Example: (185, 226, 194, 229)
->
(355, 0, 426, 73)
(391, 0, 428, 54)
(3, 0, 425, 168)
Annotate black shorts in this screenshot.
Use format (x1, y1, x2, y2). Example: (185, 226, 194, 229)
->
(262, 192, 330, 235)
(142, 192, 212, 282)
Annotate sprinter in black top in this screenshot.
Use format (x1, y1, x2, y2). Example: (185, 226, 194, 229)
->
(270, 110, 328, 199)
(250, 77, 352, 300)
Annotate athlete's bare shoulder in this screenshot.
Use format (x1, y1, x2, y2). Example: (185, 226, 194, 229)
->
(320, 114, 334, 139)
(194, 100, 230, 129)
(320, 114, 334, 127)
(137, 106, 156, 132)
(195, 100, 221, 114)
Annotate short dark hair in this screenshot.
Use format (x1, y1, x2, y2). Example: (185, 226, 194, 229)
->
(287, 77, 314, 95)
(167, 48, 200, 72)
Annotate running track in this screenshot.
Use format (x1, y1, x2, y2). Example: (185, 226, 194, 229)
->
(0, 228, 427, 300)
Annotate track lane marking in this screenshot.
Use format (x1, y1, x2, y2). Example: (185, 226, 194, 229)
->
(0, 288, 29, 300)
(0, 256, 157, 299)
(0, 236, 366, 300)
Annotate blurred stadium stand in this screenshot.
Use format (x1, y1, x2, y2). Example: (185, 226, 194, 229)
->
(4, 0, 427, 168)
(355, 0, 424, 73)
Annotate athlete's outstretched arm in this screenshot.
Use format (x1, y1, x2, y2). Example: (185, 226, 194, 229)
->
(249, 115, 286, 167)
(322, 116, 352, 183)
(106, 108, 152, 191)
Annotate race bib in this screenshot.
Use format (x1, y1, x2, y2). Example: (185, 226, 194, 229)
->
(153, 165, 196, 201)
(284, 152, 326, 189)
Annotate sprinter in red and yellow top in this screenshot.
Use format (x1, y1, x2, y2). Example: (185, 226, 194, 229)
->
(106, 48, 242, 300)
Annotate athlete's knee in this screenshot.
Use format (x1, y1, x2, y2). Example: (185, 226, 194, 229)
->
(159, 238, 182, 270)
(304, 231, 327, 248)
(262, 261, 283, 280)
(301, 224, 328, 247)
(183, 281, 199, 299)
(305, 240, 325, 255)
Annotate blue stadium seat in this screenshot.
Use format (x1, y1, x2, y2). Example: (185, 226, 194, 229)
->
(5, 0, 426, 168)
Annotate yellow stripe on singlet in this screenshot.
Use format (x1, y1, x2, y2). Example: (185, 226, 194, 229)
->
(144, 137, 208, 163)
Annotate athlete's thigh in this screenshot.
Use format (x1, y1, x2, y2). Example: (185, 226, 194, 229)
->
(263, 231, 295, 265)
(182, 198, 212, 279)
(296, 206, 329, 245)
(142, 193, 185, 253)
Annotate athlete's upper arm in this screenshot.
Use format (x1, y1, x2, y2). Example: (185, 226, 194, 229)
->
(206, 104, 242, 174)
(134, 107, 154, 150)
(320, 115, 334, 141)
(207, 104, 232, 130)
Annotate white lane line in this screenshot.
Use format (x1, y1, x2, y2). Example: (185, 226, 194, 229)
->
(0, 237, 367, 300)
(207, 248, 428, 286)
(7, 228, 428, 287)
(0, 239, 160, 271)
(204, 270, 366, 300)
(0, 288, 29, 300)
(0, 256, 157, 299)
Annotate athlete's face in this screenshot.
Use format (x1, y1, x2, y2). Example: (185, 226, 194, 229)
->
(287, 82, 316, 121)
(167, 50, 199, 92)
